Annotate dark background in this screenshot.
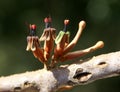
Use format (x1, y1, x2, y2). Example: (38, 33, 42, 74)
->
(0, 0, 120, 92)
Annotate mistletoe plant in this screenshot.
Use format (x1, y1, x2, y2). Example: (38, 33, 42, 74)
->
(26, 17, 104, 70)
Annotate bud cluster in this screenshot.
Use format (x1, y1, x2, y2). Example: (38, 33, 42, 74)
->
(26, 17, 104, 69)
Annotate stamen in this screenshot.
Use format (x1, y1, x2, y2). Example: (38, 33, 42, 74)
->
(44, 17, 52, 28)
(63, 19, 69, 32)
(29, 24, 36, 36)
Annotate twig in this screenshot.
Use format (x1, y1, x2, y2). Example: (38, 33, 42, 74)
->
(0, 51, 120, 92)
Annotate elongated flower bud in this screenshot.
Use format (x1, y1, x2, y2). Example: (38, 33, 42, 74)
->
(63, 21, 86, 55)
(60, 41, 104, 62)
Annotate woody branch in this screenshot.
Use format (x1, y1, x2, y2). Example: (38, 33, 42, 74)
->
(0, 51, 120, 92)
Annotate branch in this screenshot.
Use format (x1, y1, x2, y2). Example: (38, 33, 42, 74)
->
(0, 51, 120, 92)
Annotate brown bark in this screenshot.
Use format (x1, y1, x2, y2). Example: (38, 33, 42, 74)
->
(0, 51, 120, 92)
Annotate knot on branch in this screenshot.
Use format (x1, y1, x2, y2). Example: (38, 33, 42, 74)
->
(73, 70, 92, 83)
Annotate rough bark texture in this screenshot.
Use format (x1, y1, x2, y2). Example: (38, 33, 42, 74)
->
(0, 51, 120, 92)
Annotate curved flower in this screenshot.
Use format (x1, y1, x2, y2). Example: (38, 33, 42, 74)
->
(53, 20, 70, 61)
(26, 24, 45, 63)
(39, 17, 56, 61)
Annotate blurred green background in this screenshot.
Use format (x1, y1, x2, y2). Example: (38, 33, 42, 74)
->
(0, 0, 120, 92)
